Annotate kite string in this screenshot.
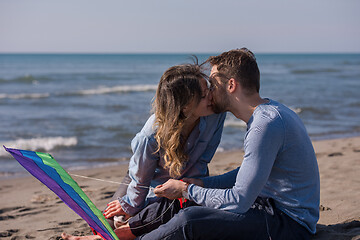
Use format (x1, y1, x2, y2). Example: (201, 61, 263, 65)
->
(69, 173, 154, 190)
(69, 172, 178, 231)
(128, 198, 176, 230)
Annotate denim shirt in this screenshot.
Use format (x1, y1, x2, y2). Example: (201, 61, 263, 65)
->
(119, 112, 226, 216)
(188, 100, 320, 234)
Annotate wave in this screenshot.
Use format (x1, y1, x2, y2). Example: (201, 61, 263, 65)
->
(299, 106, 330, 115)
(224, 119, 247, 128)
(71, 84, 158, 96)
(0, 136, 78, 157)
(0, 84, 158, 100)
(0, 93, 50, 99)
(0, 75, 52, 84)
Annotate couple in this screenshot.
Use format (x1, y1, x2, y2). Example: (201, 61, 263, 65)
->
(62, 48, 320, 240)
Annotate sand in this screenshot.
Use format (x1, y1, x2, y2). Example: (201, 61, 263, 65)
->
(0, 137, 359, 240)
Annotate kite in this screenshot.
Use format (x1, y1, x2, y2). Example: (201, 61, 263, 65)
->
(4, 146, 119, 240)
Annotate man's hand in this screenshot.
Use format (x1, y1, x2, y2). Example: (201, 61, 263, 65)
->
(154, 179, 188, 200)
(104, 200, 130, 219)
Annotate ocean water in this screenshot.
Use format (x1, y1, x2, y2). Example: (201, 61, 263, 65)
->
(1, 53, 359, 177)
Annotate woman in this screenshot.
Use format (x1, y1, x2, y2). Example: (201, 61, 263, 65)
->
(62, 63, 226, 240)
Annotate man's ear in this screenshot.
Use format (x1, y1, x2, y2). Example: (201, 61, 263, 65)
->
(227, 78, 237, 93)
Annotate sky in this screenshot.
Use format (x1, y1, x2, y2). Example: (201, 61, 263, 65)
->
(0, 0, 359, 53)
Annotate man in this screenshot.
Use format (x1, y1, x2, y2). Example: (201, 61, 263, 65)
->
(140, 48, 320, 240)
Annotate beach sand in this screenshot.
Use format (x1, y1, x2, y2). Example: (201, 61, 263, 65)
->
(0, 137, 359, 239)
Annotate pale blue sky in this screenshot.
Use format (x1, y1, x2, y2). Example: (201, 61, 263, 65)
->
(1, 0, 359, 53)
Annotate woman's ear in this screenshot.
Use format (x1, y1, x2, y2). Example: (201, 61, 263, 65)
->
(182, 99, 195, 118)
(181, 104, 190, 117)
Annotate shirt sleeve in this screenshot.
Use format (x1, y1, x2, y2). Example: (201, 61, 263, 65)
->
(119, 132, 159, 216)
(188, 114, 284, 213)
(202, 167, 239, 189)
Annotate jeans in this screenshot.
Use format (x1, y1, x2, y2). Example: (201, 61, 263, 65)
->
(136, 198, 311, 240)
(129, 197, 198, 236)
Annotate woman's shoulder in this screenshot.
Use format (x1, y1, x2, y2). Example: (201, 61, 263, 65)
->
(131, 114, 158, 149)
(202, 112, 227, 125)
(139, 114, 157, 136)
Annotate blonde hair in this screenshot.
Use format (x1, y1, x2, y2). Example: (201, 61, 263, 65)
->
(153, 64, 206, 178)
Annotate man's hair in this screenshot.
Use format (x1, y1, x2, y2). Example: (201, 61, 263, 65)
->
(207, 48, 260, 94)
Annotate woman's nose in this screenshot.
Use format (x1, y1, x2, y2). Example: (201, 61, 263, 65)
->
(207, 90, 213, 101)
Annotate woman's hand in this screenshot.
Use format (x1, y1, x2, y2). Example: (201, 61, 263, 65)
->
(104, 200, 130, 219)
(154, 179, 188, 200)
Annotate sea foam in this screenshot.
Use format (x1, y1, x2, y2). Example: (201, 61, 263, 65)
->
(0, 93, 50, 99)
(0, 136, 77, 157)
(224, 118, 247, 128)
(0, 84, 158, 100)
(75, 84, 158, 95)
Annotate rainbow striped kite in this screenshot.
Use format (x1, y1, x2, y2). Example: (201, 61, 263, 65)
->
(4, 146, 119, 240)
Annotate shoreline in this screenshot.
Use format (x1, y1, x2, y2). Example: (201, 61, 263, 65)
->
(0, 136, 359, 239)
(2, 131, 360, 181)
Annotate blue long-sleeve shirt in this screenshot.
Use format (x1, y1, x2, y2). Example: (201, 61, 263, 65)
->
(188, 99, 320, 234)
(119, 113, 226, 216)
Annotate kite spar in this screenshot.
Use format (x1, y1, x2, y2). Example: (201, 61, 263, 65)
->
(4, 146, 119, 240)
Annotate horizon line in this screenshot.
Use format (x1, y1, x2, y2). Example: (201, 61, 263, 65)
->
(1, 51, 360, 55)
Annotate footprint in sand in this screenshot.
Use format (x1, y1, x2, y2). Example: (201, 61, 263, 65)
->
(0, 206, 23, 214)
(18, 207, 35, 213)
(0, 229, 19, 237)
(328, 152, 343, 157)
(319, 205, 332, 211)
(101, 191, 115, 200)
(25, 234, 36, 239)
(31, 194, 58, 204)
(58, 221, 73, 226)
(0, 215, 15, 220)
(0, 206, 35, 220)
(0, 206, 50, 219)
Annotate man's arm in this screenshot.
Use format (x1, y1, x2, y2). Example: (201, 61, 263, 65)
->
(202, 167, 239, 189)
(155, 115, 284, 213)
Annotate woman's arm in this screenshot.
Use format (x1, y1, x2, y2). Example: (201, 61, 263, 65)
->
(118, 116, 160, 216)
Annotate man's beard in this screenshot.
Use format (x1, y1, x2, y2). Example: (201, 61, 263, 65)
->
(212, 88, 230, 114)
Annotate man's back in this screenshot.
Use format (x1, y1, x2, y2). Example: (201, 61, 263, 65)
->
(250, 99, 320, 233)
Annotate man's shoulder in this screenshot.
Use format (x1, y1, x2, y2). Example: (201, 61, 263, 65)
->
(250, 100, 292, 133)
(254, 100, 294, 121)
(254, 101, 282, 121)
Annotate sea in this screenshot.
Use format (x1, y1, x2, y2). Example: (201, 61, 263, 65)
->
(1, 53, 359, 178)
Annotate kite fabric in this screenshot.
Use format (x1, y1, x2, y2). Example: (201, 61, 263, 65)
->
(4, 146, 119, 240)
